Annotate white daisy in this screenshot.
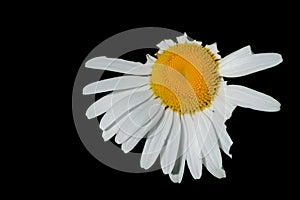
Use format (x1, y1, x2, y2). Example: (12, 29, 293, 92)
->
(83, 33, 282, 183)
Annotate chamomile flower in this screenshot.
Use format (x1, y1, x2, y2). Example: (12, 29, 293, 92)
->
(83, 33, 282, 183)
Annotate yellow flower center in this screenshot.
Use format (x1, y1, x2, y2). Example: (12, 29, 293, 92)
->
(150, 43, 220, 114)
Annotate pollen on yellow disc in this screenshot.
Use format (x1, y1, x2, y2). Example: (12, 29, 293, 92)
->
(150, 43, 220, 114)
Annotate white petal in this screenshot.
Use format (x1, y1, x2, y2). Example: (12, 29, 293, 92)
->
(145, 54, 156, 65)
(86, 56, 151, 75)
(102, 109, 130, 144)
(121, 109, 163, 153)
(103, 114, 127, 142)
(204, 82, 236, 157)
(192, 40, 202, 46)
(114, 128, 127, 144)
(102, 116, 127, 141)
(184, 115, 203, 179)
(113, 98, 159, 143)
(218, 128, 233, 158)
(169, 155, 186, 184)
(206, 43, 219, 54)
(157, 50, 163, 54)
(103, 99, 149, 142)
(196, 113, 225, 178)
(165, 39, 176, 47)
(215, 81, 237, 120)
(160, 113, 181, 174)
(194, 113, 207, 153)
(176, 32, 189, 44)
(83, 76, 149, 95)
(169, 116, 186, 183)
(121, 102, 165, 153)
(204, 148, 226, 179)
(224, 101, 237, 120)
(204, 150, 226, 178)
(85, 88, 139, 119)
(146, 54, 156, 61)
(205, 43, 221, 60)
(156, 39, 176, 51)
(220, 53, 282, 77)
(204, 102, 233, 158)
(157, 41, 169, 50)
(214, 54, 221, 60)
(102, 126, 118, 141)
(115, 98, 163, 145)
(225, 85, 280, 112)
(99, 88, 152, 130)
(219, 46, 252, 67)
(140, 109, 173, 169)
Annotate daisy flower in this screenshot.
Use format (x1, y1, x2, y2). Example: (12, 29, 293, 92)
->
(83, 33, 282, 183)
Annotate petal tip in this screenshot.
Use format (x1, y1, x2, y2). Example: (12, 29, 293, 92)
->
(176, 32, 189, 44)
(82, 85, 91, 95)
(86, 115, 93, 120)
(274, 102, 281, 112)
(85, 109, 94, 119)
(102, 136, 110, 142)
(85, 56, 106, 68)
(276, 53, 283, 64)
(121, 145, 130, 154)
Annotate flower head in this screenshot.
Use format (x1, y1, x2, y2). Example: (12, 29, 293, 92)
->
(83, 33, 282, 183)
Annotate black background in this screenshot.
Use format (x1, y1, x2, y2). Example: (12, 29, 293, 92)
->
(16, 1, 298, 198)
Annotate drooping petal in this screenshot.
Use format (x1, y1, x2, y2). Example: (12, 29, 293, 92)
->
(140, 109, 173, 169)
(83, 76, 149, 95)
(102, 115, 128, 141)
(220, 53, 282, 77)
(169, 116, 187, 183)
(204, 105, 233, 158)
(169, 154, 186, 183)
(85, 88, 137, 119)
(225, 85, 281, 112)
(102, 126, 118, 142)
(99, 88, 152, 130)
(203, 145, 226, 179)
(102, 97, 160, 143)
(115, 98, 163, 145)
(196, 112, 226, 178)
(112, 98, 160, 144)
(160, 112, 181, 174)
(121, 101, 165, 153)
(86, 56, 151, 75)
(206, 83, 234, 157)
(184, 115, 203, 179)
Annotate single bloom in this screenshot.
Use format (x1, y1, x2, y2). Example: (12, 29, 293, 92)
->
(83, 33, 282, 183)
